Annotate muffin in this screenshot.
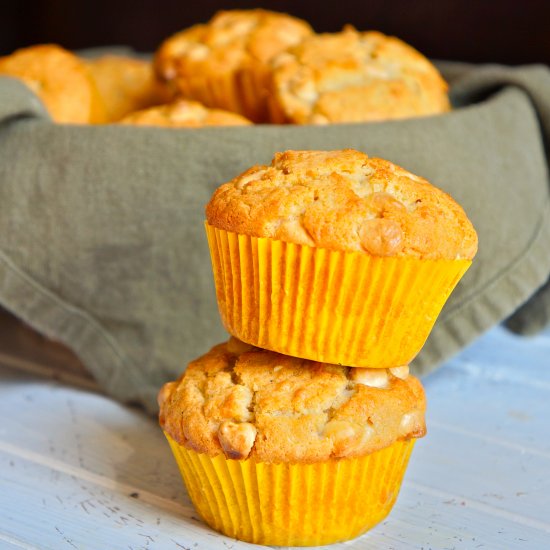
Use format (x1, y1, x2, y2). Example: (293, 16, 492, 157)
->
(268, 27, 450, 124)
(154, 9, 313, 122)
(205, 150, 477, 368)
(119, 99, 252, 127)
(159, 337, 426, 545)
(85, 54, 171, 122)
(0, 44, 106, 124)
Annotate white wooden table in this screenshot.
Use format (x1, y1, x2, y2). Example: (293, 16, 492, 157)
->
(1, 324, 549, 549)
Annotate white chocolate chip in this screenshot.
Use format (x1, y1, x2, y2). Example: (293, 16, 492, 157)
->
(350, 367, 389, 389)
(294, 80, 318, 104)
(187, 44, 210, 60)
(352, 424, 375, 454)
(234, 168, 266, 190)
(389, 366, 409, 380)
(272, 52, 295, 67)
(323, 420, 374, 454)
(323, 420, 357, 441)
(218, 421, 257, 460)
(310, 113, 329, 124)
(399, 411, 422, 437)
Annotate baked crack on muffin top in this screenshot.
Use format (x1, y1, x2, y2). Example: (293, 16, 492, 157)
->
(206, 149, 478, 260)
(159, 338, 426, 463)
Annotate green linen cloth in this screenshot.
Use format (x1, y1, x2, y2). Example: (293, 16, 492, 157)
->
(0, 62, 549, 414)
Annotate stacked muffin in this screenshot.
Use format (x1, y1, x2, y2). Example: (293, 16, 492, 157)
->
(159, 150, 477, 546)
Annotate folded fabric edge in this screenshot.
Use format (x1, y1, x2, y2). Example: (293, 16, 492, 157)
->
(0, 248, 159, 415)
(504, 277, 550, 335)
(0, 77, 51, 123)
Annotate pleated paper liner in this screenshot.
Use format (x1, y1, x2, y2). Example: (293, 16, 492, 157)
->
(174, 66, 270, 122)
(166, 433, 415, 546)
(206, 223, 472, 368)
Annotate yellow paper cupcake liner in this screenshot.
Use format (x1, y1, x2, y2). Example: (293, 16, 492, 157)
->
(166, 433, 415, 546)
(206, 224, 471, 368)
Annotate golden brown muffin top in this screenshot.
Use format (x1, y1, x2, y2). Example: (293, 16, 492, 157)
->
(269, 27, 450, 124)
(85, 55, 171, 122)
(0, 44, 106, 124)
(119, 99, 252, 127)
(206, 150, 478, 260)
(155, 9, 313, 80)
(159, 338, 426, 463)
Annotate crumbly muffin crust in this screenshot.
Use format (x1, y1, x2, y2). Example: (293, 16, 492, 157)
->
(155, 10, 313, 81)
(0, 44, 105, 124)
(206, 149, 478, 260)
(159, 338, 426, 463)
(268, 27, 450, 124)
(85, 55, 171, 122)
(119, 99, 251, 127)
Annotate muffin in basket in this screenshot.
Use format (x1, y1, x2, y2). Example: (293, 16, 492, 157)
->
(85, 54, 171, 122)
(0, 44, 106, 124)
(268, 27, 450, 124)
(159, 337, 426, 546)
(154, 9, 313, 122)
(205, 149, 477, 368)
(119, 99, 251, 127)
